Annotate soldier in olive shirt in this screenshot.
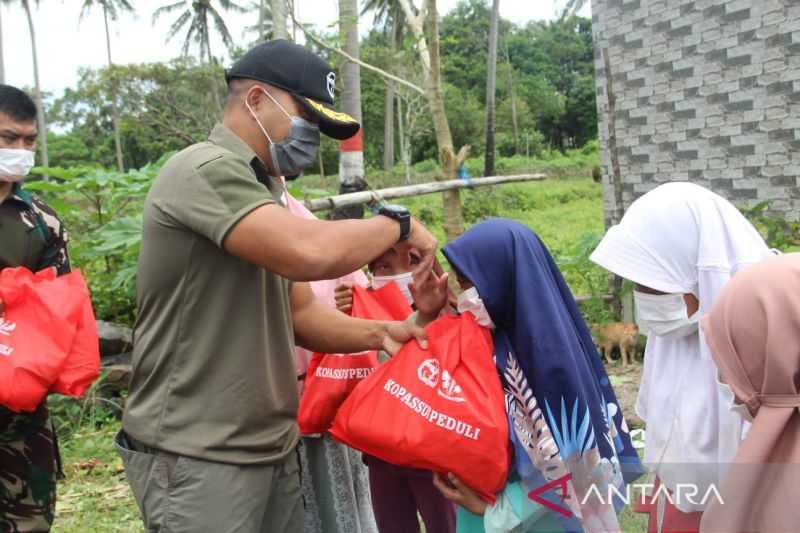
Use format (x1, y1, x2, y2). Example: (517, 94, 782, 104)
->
(0, 85, 70, 533)
(119, 40, 441, 533)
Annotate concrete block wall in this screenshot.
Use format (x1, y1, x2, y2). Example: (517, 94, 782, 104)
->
(592, 0, 800, 224)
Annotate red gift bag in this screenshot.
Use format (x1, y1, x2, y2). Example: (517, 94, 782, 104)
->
(50, 271, 101, 397)
(330, 313, 510, 503)
(0, 268, 81, 412)
(297, 282, 412, 435)
(0, 267, 100, 411)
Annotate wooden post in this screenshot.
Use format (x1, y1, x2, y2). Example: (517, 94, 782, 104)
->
(603, 48, 626, 319)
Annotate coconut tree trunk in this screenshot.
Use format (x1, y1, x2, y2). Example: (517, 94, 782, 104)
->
(337, 0, 364, 188)
(22, 0, 48, 172)
(397, 0, 466, 240)
(258, 0, 266, 40)
(104, 6, 125, 172)
(271, 0, 287, 39)
(396, 93, 410, 183)
(483, 0, 499, 177)
(383, 16, 399, 172)
(505, 42, 519, 154)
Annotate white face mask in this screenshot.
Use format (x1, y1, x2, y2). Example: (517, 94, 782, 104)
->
(457, 287, 495, 329)
(0, 148, 35, 182)
(372, 271, 414, 305)
(634, 291, 699, 339)
(716, 375, 753, 422)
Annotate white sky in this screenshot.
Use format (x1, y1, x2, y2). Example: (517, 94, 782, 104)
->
(0, 0, 591, 98)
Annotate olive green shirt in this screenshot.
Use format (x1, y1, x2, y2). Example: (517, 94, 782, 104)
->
(124, 124, 299, 465)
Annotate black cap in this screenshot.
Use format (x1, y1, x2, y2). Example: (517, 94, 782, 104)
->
(226, 39, 360, 140)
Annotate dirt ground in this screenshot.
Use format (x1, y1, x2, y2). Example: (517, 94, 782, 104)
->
(605, 361, 644, 429)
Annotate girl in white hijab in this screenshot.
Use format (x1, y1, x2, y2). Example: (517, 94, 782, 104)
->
(589, 182, 772, 533)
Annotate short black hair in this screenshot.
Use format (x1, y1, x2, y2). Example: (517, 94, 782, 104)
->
(0, 85, 37, 123)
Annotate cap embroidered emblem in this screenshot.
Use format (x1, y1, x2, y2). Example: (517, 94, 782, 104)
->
(326, 72, 336, 100)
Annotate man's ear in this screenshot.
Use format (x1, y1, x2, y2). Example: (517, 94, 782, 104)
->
(245, 85, 265, 112)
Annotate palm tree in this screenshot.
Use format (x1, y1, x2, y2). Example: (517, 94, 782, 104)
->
(2, 0, 48, 170)
(243, 0, 272, 42)
(80, 0, 134, 172)
(484, 0, 499, 177)
(361, 0, 409, 171)
(560, 0, 587, 19)
(337, 0, 363, 187)
(153, 0, 246, 64)
(270, 0, 286, 39)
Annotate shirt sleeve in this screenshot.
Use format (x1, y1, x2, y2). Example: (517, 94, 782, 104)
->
(458, 481, 552, 533)
(31, 196, 71, 275)
(154, 153, 276, 247)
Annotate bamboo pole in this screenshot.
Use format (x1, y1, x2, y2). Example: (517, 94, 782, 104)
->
(304, 173, 546, 212)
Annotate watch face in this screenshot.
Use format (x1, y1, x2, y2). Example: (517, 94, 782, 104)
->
(383, 203, 409, 213)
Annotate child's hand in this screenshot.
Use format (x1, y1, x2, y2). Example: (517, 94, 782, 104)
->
(334, 283, 354, 313)
(433, 472, 487, 516)
(409, 269, 449, 324)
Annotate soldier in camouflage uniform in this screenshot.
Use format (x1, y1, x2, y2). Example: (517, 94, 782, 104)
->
(0, 85, 69, 533)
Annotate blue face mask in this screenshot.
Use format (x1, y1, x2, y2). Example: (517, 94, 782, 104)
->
(245, 89, 321, 179)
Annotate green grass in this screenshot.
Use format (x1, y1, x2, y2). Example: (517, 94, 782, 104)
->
(55, 423, 142, 532)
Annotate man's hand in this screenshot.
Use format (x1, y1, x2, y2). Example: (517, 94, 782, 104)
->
(381, 317, 428, 356)
(397, 218, 437, 279)
(433, 473, 488, 516)
(409, 269, 449, 324)
(334, 283, 354, 313)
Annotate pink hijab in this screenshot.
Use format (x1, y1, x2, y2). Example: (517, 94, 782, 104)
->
(280, 185, 369, 392)
(700, 254, 800, 533)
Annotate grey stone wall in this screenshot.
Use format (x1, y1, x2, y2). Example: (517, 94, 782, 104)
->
(592, 0, 800, 224)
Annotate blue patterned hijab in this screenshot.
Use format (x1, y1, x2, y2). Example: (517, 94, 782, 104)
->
(443, 219, 642, 532)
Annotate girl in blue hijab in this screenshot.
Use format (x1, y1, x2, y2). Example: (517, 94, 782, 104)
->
(425, 219, 642, 533)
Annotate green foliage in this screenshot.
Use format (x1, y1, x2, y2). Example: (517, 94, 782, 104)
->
(739, 200, 800, 251)
(25, 160, 163, 323)
(558, 231, 614, 324)
(48, 373, 123, 442)
(49, 60, 225, 170)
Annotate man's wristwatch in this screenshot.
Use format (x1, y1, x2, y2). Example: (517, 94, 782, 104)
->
(376, 204, 411, 242)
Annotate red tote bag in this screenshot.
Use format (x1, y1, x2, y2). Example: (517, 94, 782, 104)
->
(50, 270, 101, 397)
(0, 267, 82, 412)
(297, 282, 412, 435)
(330, 313, 510, 503)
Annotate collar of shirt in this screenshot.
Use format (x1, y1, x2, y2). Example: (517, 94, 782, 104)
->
(1, 181, 33, 208)
(208, 123, 276, 183)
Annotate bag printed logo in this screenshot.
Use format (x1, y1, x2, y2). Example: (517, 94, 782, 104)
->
(417, 359, 465, 403)
(0, 318, 15, 357)
(438, 369, 465, 403)
(417, 359, 440, 387)
(0, 318, 16, 336)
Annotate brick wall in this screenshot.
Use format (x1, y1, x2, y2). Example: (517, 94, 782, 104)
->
(592, 0, 800, 225)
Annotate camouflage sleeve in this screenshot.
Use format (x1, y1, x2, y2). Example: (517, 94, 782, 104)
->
(30, 196, 71, 275)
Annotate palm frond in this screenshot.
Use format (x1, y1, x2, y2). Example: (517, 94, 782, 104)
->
(166, 9, 192, 42)
(209, 7, 235, 49)
(218, 0, 247, 13)
(153, 0, 187, 23)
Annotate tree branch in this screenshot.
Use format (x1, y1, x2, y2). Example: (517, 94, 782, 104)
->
(288, 6, 425, 96)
